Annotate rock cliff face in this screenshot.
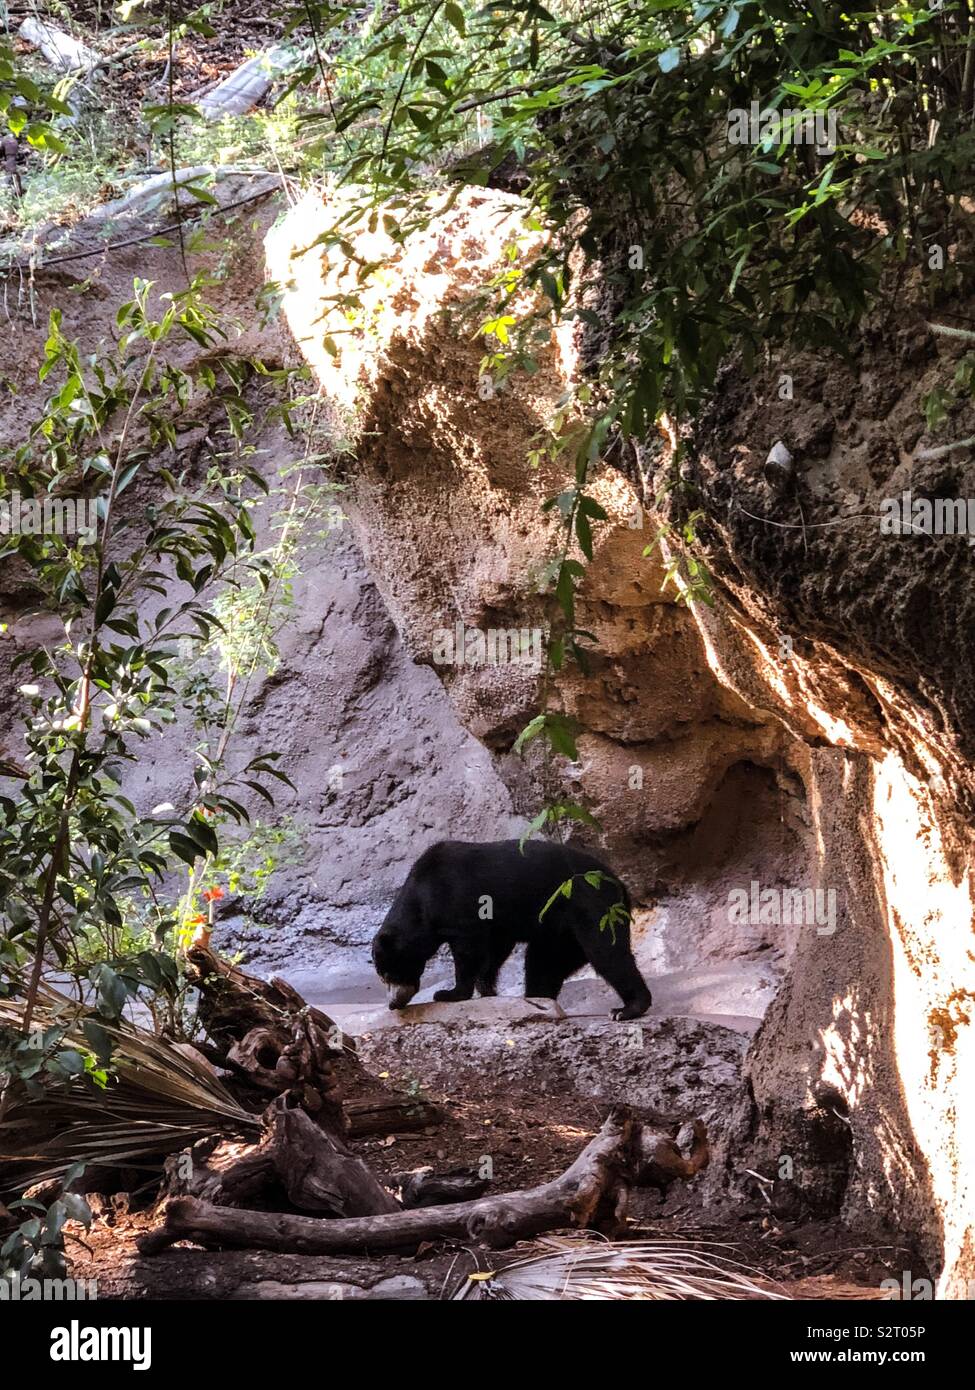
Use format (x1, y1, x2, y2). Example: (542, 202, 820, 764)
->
(680, 338, 975, 1297)
(0, 194, 519, 973)
(266, 189, 810, 994)
(268, 187, 975, 1294)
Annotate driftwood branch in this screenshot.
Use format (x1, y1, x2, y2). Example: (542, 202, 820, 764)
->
(160, 1102, 399, 1218)
(141, 1106, 700, 1257)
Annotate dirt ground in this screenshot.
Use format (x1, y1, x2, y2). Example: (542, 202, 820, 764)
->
(67, 1072, 905, 1301)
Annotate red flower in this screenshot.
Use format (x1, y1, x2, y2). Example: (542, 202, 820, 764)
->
(202, 886, 225, 903)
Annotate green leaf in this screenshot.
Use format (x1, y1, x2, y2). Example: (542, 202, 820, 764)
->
(721, 7, 740, 38)
(82, 1019, 113, 1065)
(545, 718, 579, 761)
(513, 714, 546, 755)
(575, 510, 594, 560)
(90, 965, 130, 1020)
(518, 809, 549, 851)
(184, 816, 219, 856)
(243, 779, 276, 807)
(555, 564, 576, 622)
(444, 2, 466, 36)
(169, 830, 205, 867)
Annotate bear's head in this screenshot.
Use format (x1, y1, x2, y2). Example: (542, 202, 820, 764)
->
(371, 925, 429, 1009)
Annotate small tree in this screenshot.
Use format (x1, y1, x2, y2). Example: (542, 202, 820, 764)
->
(0, 278, 292, 1275)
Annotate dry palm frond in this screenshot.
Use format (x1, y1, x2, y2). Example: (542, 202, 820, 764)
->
(0, 983, 260, 1194)
(453, 1235, 791, 1301)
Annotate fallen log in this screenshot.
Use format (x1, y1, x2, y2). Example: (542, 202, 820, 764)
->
(344, 1094, 442, 1138)
(186, 946, 348, 1054)
(638, 1118, 709, 1191)
(69, 1244, 439, 1300)
(161, 1135, 272, 1208)
(161, 1101, 399, 1218)
(89, 166, 277, 225)
(227, 1025, 299, 1093)
(185, 949, 442, 1139)
(141, 1106, 649, 1255)
(18, 17, 97, 122)
(185, 945, 357, 1133)
(392, 1167, 491, 1209)
(19, 18, 97, 75)
(265, 1105, 399, 1217)
(196, 48, 293, 121)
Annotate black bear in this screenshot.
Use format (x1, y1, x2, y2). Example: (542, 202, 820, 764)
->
(371, 839, 652, 1020)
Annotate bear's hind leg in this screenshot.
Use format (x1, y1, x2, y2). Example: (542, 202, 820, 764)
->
(580, 923, 652, 1020)
(524, 935, 587, 1002)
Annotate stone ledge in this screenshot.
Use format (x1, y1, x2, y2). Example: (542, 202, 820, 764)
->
(355, 1013, 748, 1129)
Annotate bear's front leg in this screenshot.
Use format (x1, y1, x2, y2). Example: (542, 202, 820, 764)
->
(433, 942, 480, 1003)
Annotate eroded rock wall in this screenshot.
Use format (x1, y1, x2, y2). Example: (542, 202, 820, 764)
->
(680, 333, 975, 1295)
(269, 186, 975, 1294)
(0, 192, 519, 975)
(267, 189, 811, 989)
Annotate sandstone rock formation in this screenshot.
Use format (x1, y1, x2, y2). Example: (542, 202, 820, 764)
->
(677, 337, 975, 1297)
(7, 174, 969, 1295)
(266, 188, 811, 987)
(267, 185, 975, 1295)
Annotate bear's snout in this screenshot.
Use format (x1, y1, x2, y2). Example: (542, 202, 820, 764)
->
(388, 983, 418, 1010)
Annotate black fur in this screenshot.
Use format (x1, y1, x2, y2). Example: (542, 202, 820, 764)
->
(371, 839, 652, 1020)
